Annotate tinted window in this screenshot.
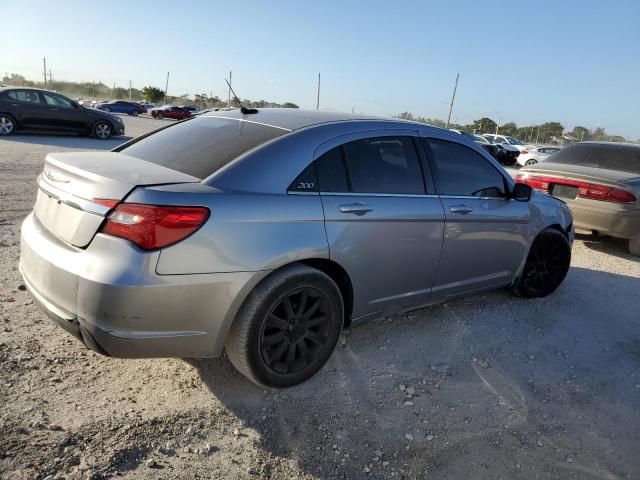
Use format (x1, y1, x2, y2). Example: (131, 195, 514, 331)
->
(343, 137, 424, 194)
(426, 138, 506, 197)
(544, 144, 640, 174)
(316, 147, 349, 192)
(42, 92, 74, 108)
(8, 90, 41, 103)
(119, 116, 287, 179)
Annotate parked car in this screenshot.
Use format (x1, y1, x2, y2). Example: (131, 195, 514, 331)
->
(19, 109, 573, 387)
(95, 100, 144, 116)
(516, 142, 639, 255)
(450, 130, 519, 165)
(0, 86, 125, 139)
(516, 145, 562, 167)
(138, 102, 155, 113)
(179, 105, 199, 116)
(151, 105, 191, 120)
(483, 134, 530, 156)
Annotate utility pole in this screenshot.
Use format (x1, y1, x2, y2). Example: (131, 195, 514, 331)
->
(92, 82, 96, 98)
(316, 73, 321, 110)
(165, 71, 170, 99)
(129, 80, 132, 100)
(49, 70, 52, 85)
(445, 73, 459, 129)
(43, 57, 47, 88)
(227, 70, 232, 107)
(495, 117, 501, 134)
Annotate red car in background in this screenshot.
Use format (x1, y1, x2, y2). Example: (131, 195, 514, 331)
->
(150, 105, 191, 120)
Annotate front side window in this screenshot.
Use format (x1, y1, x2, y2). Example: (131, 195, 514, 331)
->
(42, 93, 74, 109)
(8, 90, 41, 104)
(342, 136, 425, 194)
(425, 138, 506, 197)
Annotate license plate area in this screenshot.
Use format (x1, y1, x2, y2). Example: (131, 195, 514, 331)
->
(551, 184, 578, 200)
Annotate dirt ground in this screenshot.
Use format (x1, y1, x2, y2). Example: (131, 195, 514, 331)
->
(1, 116, 639, 480)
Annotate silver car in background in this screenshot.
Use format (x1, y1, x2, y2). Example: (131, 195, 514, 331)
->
(19, 110, 574, 387)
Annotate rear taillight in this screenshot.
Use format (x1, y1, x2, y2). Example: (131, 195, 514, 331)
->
(515, 174, 637, 204)
(520, 150, 528, 154)
(101, 204, 210, 250)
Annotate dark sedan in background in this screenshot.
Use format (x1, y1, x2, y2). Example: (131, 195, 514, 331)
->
(0, 87, 124, 139)
(150, 105, 192, 120)
(516, 142, 640, 255)
(95, 100, 144, 116)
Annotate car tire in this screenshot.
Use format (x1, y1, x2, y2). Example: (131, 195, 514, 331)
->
(512, 228, 571, 298)
(103, 107, 111, 112)
(525, 159, 538, 166)
(93, 121, 113, 140)
(131, 110, 139, 116)
(156, 112, 164, 119)
(628, 238, 640, 256)
(0, 114, 16, 136)
(226, 264, 344, 388)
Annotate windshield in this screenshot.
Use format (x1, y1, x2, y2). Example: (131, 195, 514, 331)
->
(505, 136, 524, 145)
(544, 143, 640, 174)
(119, 116, 287, 179)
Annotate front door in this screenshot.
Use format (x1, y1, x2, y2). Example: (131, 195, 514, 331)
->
(316, 131, 445, 319)
(421, 135, 531, 299)
(40, 92, 87, 132)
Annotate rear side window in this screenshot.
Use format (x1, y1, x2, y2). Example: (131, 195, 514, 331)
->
(343, 137, 425, 194)
(426, 138, 506, 197)
(120, 116, 287, 179)
(544, 144, 640, 175)
(8, 90, 41, 103)
(316, 147, 349, 192)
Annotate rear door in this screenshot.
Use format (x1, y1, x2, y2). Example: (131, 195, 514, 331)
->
(421, 134, 530, 298)
(6, 90, 48, 129)
(315, 130, 445, 319)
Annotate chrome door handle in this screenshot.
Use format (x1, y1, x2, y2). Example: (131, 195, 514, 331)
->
(449, 205, 473, 214)
(339, 202, 373, 216)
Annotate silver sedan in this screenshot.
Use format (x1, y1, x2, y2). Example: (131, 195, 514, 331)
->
(19, 110, 574, 387)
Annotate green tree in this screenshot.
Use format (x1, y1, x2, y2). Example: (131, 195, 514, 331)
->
(142, 86, 166, 103)
(470, 117, 497, 134)
(281, 102, 299, 109)
(570, 126, 590, 141)
(498, 122, 518, 136)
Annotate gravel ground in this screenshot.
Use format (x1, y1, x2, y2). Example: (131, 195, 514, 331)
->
(1, 116, 639, 479)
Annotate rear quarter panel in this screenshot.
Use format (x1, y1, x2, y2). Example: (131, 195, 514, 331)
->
(124, 185, 329, 274)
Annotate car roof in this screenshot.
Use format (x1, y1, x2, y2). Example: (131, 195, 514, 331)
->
(579, 141, 640, 149)
(199, 108, 402, 131)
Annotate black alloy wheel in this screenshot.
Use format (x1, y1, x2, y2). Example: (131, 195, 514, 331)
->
(514, 229, 571, 298)
(259, 287, 332, 375)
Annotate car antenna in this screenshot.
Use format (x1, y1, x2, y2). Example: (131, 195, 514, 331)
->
(224, 78, 258, 114)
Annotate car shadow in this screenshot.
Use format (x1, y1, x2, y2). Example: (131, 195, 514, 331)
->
(186, 266, 640, 478)
(3, 133, 131, 150)
(576, 232, 638, 261)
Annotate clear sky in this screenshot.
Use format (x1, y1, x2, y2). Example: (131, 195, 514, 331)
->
(3, 0, 639, 138)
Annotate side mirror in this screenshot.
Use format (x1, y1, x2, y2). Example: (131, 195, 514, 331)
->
(511, 183, 532, 202)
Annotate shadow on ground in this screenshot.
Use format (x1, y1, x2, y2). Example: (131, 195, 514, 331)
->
(188, 266, 640, 478)
(576, 232, 637, 261)
(3, 133, 131, 150)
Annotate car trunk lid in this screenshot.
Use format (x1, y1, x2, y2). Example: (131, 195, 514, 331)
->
(35, 151, 200, 247)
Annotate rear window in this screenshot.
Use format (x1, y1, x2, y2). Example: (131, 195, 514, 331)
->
(119, 116, 288, 179)
(545, 144, 640, 175)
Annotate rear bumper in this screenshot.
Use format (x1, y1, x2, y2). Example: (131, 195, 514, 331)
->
(19, 212, 266, 358)
(567, 200, 640, 239)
